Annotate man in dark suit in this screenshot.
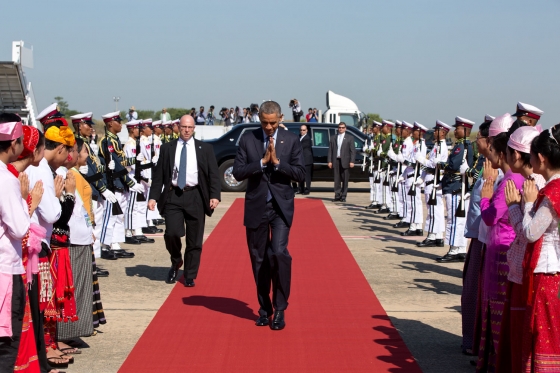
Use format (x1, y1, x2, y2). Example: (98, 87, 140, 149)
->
(148, 115, 221, 286)
(327, 122, 356, 202)
(298, 124, 314, 195)
(232, 101, 305, 331)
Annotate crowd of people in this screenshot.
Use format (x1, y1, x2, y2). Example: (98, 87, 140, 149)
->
(0, 102, 177, 372)
(355, 101, 559, 372)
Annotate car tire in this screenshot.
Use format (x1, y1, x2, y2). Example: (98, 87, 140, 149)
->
(219, 159, 247, 192)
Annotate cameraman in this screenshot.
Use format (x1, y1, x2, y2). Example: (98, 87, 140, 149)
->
(250, 104, 260, 123)
(306, 108, 318, 123)
(289, 99, 303, 122)
(220, 107, 232, 126)
(207, 105, 215, 126)
(196, 106, 207, 125)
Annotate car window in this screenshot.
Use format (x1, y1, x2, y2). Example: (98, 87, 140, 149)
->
(235, 127, 259, 146)
(339, 113, 359, 127)
(354, 137, 364, 150)
(312, 128, 330, 147)
(287, 126, 300, 137)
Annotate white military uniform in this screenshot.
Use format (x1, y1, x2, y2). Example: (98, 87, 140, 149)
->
(124, 136, 147, 232)
(405, 137, 427, 229)
(419, 138, 448, 240)
(140, 134, 162, 223)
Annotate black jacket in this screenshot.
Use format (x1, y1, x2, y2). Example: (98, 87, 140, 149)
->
(300, 134, 314, 165)
(232, 128, 305, 229)
(327, 133, 356, 169)
(149, 138, 221, 216)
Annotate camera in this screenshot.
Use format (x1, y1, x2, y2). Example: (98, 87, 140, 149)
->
(250, 103, 259, 115)
(219, 107, 228, 118)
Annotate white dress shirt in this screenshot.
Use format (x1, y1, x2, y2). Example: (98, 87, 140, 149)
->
(27, 158, 62, 247)
(0, 162, 29, 275)
(172, 137, 198, 187)
(337, 133, 345, 158)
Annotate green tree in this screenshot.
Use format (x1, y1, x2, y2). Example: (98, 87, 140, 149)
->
(366, 113, 383, 124)
(54, 96, 80, 117)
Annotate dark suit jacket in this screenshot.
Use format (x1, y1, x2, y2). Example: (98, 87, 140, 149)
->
(232, 128, 305, 229)
(300, 134, 314, 165)
(327, 133, 356, 169)
(149, 138, 221, 217)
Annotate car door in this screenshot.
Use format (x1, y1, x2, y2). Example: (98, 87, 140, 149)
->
(347, 128, 368, 181)
(311, 127, 331, 180)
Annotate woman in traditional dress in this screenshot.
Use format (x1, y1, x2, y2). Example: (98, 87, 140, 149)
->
(9, 124, 46, 373)
(499, 126, 545, 372)
(518, 124, 560, 372)
(476, 114, 525, 372)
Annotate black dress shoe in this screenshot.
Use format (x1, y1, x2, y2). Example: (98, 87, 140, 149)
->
(302, 191, 310, 195)
(255, 315, 270, 326)
(134, 235, 155, 243)
(340, 198, 346, 202)
(401, 229, 423, 236)
(435, 239, 445, 247)
(166, 267, 178, 284)
(184, 278, 195, 287)
(416, 238, 437, 247)
(153, 219, 165, 226)
(332, 197, 341, 202)
(100, 249, 118, 260)
(384, 213, 401, 220)
(125, 236, 142, 245)
(142, 226, 163, 234)
(270, 310, 285, 330)
(376, 208, 390, 214)
(114, 250, 135, 258)
(97, 269, 109, 277)
(365, 203, 377, 209)
(393, 221, 410, 229)
(436, 253, 466, 263)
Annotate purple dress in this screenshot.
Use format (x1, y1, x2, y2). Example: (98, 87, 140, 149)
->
(476, 170, 525, 372)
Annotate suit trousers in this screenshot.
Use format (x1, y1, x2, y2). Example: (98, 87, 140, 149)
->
(298, 164, 313, 193)
(246, 200, 292, 316)
(163, 187, 205, 279)
(333, 159, 349, 198)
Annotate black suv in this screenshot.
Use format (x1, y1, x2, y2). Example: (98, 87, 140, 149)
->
(204, 122, 369, 192)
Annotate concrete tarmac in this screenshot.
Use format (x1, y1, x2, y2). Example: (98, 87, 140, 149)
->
(64, 182, 474, 373)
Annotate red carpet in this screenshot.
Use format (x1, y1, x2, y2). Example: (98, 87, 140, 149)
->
(119, 199, 421, 372)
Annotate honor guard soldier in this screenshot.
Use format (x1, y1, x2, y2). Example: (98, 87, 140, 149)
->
(171, 119, 180, 139)
(71, 112, 114, 263)
(384, 121, 403, 220)
(511, 102, 543, 128)
(375, 120, 396, 214)
(99, 111, 146, 258)
(152, 120, 165, 143)
(365, 121, 382, 209)
(139, 119, 165, 232)
(435, 116, 474, 263)
(465, 115, 494, 184)
(401, 122, 427, 236)
(123, 119, 154, 244)
(163, 120, 174, 143)
(416, 120, 451, 247)
(389, 121, 414, 226)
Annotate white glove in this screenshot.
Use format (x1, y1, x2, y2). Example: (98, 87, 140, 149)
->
(152, 155, 159, 164)
(415, 177, 424, 186)
(387, 147, 397, 161)
(377, 149, 382, 157)
(130, 183, 144, 193)
(102, 190, 117, 203)
(79, 165, 89, 174)
(148, 179, 152, 187)
(388, 170, 396, 176)
(459, 161, 469, 175)
(396, 153, 405, 163)
(397, 176, 404, 183)
(415, 152, 426, 166)
(464, 192, 471, 200)
(136, 153, 145, 162)
(108, 160, 115, 170)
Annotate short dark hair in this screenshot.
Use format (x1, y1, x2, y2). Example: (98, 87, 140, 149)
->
(491, 132, 509, 156)
(75, 137, 85, 154)
(479, 121, 491, 137)
(259, 101, 282, 116)
(507, 145, 531, 167)
(531, 124, 560, 169)
(45, 139, 63, 150)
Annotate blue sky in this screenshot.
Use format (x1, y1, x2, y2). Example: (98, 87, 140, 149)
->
(2, 0, 560, 127)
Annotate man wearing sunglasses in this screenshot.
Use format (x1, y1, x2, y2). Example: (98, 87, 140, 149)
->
(328, 122, 356, 202)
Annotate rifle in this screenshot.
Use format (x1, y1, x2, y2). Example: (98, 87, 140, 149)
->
(383, 129, 393, 186)
(103, 130, 124, 215)
(456, 142, 469, 217)
(391, 135, 402, 192)
(134, 137, 147, 202)
(427, 141, 440, 206)
(362, 137, 368, 172)
(408, 156, 420, 196)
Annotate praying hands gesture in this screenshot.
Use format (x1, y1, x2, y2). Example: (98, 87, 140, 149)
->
(19, 173, 30, 200)
(505, 179, 522, 207)
(481, 177, 494, 200)
(482, 158, 498, 181)
(54, 175, 64, 198)
(523, 178, 538, 204)
(262, 137, 279, 166)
